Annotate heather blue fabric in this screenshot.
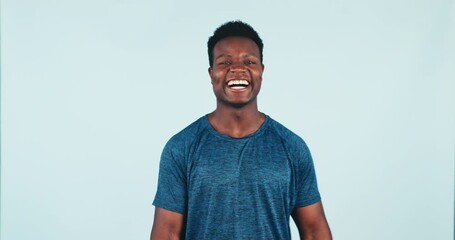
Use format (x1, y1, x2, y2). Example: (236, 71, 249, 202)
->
(153, 115, 321, 239)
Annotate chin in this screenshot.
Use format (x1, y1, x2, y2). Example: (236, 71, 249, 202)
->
(222, 98, 257, 109)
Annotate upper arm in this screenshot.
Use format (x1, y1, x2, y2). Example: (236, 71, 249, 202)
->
(150, 207, 185, 240)
(292, 201, 332, 240)
(293, 138, 321, 207)
(151, 138, 188, 239)
(153, 139, 188, 213)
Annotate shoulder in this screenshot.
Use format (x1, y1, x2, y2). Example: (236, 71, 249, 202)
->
(267, 117, 307, 146)
(266, 116, 312, 158)
(164, 116, 209, 150)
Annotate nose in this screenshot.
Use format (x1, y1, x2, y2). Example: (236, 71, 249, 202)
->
(229, 62, 246, 73)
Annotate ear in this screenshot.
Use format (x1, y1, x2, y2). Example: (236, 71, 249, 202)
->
(208, 67, 214, 83)
(260, 64, 265, 81)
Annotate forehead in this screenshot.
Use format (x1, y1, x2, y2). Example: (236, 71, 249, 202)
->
(213, 36, 260, 56)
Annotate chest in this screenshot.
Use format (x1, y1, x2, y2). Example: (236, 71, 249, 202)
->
(186, 137, 294, 194)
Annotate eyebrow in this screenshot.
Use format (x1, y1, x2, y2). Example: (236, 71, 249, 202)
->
(215, 54, 232, 60)
(215, 53, 259, 60)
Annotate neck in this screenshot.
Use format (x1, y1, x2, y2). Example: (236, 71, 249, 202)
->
(208, 102, 265, 138)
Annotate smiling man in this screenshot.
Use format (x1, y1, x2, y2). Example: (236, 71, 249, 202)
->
(151, 21, 332, 240)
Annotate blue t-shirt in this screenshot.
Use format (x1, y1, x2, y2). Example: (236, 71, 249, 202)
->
(153, 115, 321, 239)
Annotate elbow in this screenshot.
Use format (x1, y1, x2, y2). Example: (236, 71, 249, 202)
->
(302, 225, 332, 240)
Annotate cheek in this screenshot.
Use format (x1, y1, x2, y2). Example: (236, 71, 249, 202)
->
(212, 71, 226, 82)
(252, 70, 263, 81)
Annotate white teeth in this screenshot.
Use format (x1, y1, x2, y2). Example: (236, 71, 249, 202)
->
(230, 86, 245, 89)
(227, 80, 249, 86)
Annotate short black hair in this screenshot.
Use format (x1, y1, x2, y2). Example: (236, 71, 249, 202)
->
(207, 20, 264, 67)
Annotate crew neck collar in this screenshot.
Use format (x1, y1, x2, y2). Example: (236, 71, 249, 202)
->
(203, 114, 269, 140)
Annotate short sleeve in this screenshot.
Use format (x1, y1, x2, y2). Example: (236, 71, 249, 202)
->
(293, 140, 321, 208)
(152, 138, 188, 214)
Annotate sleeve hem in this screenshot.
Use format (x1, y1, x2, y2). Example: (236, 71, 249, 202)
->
(293, 196, 321, 209)
(152, 201, 185, 214)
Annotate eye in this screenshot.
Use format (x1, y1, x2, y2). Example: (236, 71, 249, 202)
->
(245, 60, 256, 65)
(218, 61, 231, 66)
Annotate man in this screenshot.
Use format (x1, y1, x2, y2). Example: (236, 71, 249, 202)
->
(151, 21, 332, 240)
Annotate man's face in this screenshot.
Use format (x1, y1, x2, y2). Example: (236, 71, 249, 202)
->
(209, 36, 264, 108)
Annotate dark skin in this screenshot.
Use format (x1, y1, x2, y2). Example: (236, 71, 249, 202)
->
(207, 36, 266, 138)
(151, 37, 332, 240)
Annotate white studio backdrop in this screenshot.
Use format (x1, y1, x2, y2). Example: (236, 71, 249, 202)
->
(1, 0, 454, 239)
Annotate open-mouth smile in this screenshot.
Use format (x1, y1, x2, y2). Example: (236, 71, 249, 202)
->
(227, 79, 249, 90)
